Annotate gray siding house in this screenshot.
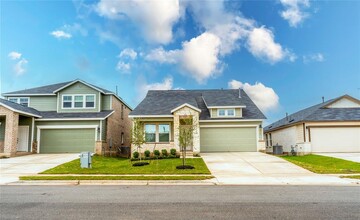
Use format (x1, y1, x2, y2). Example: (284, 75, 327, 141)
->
(129, 89, 266, 154)
(0, 79, 132, 157)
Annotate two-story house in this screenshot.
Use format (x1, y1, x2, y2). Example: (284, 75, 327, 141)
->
(0, 79, 132, 157)
(129, 89, 266, 154)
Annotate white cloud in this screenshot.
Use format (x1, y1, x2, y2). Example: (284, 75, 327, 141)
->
(228, 80, 279, 113)
(303, 53, 325, 63)
(280, 0, 310, 27)
(50, 30, 72, 39)
(96, 0, 181, 44)
(180, 32, 222, 83)
(246, 26, 294, 64)
(119, 48, 137, 60)
(145, 47, 179, 64)
(137, 76, 174, 101)
(8, 51, 22, 60)
(116, 61, 131, 73)
(146, 32, 222, 84)
(13, 59, 28, 76)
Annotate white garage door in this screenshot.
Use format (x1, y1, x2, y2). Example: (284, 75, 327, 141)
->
(311, 127, 360, 152)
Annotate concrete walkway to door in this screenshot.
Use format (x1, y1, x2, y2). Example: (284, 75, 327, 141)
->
(0, 154, 79, 184)
(201, 152, 359, 185)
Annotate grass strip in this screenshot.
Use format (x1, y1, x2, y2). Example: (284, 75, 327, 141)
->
(281, 154, 360, 174)
(340, 175, 360, 180)
(20, 175, 214, 181)
(41, 156, 211, 175)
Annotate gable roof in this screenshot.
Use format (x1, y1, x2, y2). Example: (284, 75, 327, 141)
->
(2, 79, 132, 110)
(0, 98, 42, 118)
(264, 95, 360, 132)
(129, 89, 266, 120)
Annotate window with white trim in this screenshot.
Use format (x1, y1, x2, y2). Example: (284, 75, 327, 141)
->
(63, 96, 72, 108)
(8, 97, 29, 107)
(62, 95, 96, 109)
(144, 123, 171, 143)
(217, 109, 235, 117)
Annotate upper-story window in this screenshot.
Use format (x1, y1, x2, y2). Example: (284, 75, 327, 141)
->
(217, 109, 235, 117)
(8, 97, 29, 107)
(62, 95, 95, 109)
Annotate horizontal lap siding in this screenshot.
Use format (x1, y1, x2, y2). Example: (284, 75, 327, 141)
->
(29, 96, 57, 111)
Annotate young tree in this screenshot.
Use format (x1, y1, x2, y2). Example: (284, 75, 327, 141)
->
(131, 118, 145, 162)
(178, 116, 196, 169)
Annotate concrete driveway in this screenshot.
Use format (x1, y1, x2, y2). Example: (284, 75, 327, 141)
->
(315, 153, 360, 163)
(201, 152, 359, 185)
(0, 154, 79, 184)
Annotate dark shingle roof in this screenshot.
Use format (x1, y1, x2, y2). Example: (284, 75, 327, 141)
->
(0, 98, 42, 117)
(39, 110, 114, 119)
(264, 95, 360, 132)
(130, 89, 266, 120)
(3, 79, 114, 95)
(3, 81, 72, 95)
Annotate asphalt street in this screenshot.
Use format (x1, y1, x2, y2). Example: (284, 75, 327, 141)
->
(1, 185, 359, 219)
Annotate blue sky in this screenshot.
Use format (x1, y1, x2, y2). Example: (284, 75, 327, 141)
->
(1, 0, 359, 124)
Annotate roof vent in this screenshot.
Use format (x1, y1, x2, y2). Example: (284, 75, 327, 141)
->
(322, 96, 324, 103)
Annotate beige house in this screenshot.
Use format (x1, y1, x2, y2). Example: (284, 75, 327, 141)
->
(129, 89, 266, 154)
(264, 95, 360, 154)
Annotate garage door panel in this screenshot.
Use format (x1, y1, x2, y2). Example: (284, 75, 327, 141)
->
(40, 129, 95, 153)
(311, 127, 360, 153)
(200, 127, 256, 152)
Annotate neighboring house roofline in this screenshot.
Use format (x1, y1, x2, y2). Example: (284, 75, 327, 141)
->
(322, 94, 360, 108)
(170, 103, 201, 113)
(53, 79, 107, 94)
(0, 102, 42, 118)
(128, 115, 174, 118)
(207, 105, 246, 109)
(264, 119, 360, 133)
(4, 94, 56, 97)
(200, 119, 264, 122)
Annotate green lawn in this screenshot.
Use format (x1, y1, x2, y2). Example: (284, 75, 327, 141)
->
(41, 156, 211, 175)
(20, 175, 214, 181)
(281, 154, 360, 174)
(341, 175, 360, 180)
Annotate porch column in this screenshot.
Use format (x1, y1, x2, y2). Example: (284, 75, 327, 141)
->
(173, 115, 180, 151)
(4, 112, 19, 156)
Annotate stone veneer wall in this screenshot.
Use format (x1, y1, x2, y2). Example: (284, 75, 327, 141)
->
(173, 106, 200, 153)
(0, 106, 19, 156)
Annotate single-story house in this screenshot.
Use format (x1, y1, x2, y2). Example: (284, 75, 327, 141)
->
(0, 79, 132, 157)
(264, 95, 360, 153)
(129, 89, 266, 154)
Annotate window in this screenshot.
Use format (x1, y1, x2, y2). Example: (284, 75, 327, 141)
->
(85, 95, 95, 108)
(121, 132, 124, 145)
(145, 124, 156, 142)
(159, 124, 170, 142)
(63, 96, 72, 108)
(62, 95, 95, 109)
(218, 109, 225, 116)
(217, 109, 236, 117)
(121, 104, 124, 119)
(74, 96, 83, 108)
(144, 124, 171, 143)
(8, 97, 29, 107)
(269, 133, 272, 146)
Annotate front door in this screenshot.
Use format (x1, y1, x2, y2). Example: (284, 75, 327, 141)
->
(17, 126, 29, 152)
(179, 117, 193, 151)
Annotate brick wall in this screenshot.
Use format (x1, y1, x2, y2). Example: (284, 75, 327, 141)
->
(0, 106, 19, 156)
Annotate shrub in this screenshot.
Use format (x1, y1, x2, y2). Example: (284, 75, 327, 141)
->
(153, 150, 160, 158)
(133, 151, 139, 159)
(170, 148, 176, 156)
(161, 149, 168, 157)
(144, 150, 151, 158)
(132, 162, 149, 167)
